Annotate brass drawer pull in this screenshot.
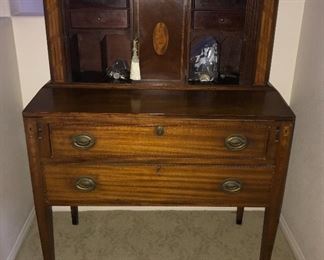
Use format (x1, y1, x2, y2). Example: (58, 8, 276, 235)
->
(72, 134, 95, 149)
(222, 180, 242, 193)
(75, 177, 96, 192)
(225, 134, 248, 151)
(155, 126, 165, 136)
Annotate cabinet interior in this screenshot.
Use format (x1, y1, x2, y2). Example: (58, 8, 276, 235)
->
(60, 0, 261, 86)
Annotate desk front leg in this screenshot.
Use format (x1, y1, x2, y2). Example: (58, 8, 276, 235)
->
(24, 119, 55, 260)
(260, 122, 294, 260)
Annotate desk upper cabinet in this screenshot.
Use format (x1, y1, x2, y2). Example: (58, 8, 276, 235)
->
(24, 1, 294, 260)
(44, 0, 277, 86)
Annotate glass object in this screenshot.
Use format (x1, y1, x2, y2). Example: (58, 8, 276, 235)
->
(106, 59, 130, 81)
(190, 37, 219, 83)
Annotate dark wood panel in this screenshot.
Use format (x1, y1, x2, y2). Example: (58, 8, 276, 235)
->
(255, 0, 279, 85)
(23, 86, 295, 120)
(239, 0, 263, 84)
(43, 0, 67, 82)
(138, 0, 186, 80)
(70, 9, 129, 29)
(102, 34, 131, 69)
(44, 164, 273, 206)
(49, 121, 274, 163)
(76, 32, 103, 72)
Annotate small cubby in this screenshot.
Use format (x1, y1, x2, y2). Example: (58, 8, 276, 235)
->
(188, 0, 247, 85)
(63, 0, 132, 82)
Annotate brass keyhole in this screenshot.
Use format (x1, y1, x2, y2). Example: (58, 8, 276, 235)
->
(155, 126, 165, 136)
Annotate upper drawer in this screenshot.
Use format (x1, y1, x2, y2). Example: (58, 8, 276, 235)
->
(194, 0, 246, 10)
(47, 121, 276, 164)
(69, 0, 128, 9)
(193, 11, 245, 31)
(70, 9, 129, 29)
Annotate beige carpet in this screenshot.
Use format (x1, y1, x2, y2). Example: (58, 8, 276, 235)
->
(16, 211, 295, 260)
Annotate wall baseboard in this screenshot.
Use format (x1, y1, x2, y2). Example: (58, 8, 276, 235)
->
(6, 208, 35, 260)
(279, 215, 306, 260)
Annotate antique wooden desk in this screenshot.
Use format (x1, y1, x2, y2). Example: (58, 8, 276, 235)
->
(23, 1, 295, 260)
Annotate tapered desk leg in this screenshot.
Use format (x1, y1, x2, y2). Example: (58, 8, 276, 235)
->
(71, 206, 79, 225)
(236, 207, 244, 225)
(24, 119, 55, 260)
(259, 123, 294, 260)
(35, 205, 55, 260)
(259, 207, 281, 260)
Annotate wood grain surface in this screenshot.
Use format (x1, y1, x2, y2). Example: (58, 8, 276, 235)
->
(43, 163, 274, 206)
(49, 121, 274, 164)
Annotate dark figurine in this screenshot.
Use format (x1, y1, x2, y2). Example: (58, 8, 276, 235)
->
(106, 59, 130, 81)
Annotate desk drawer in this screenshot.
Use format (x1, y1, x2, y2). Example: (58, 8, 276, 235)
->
(194, 0, 246, 10)
(70, 9, 129, 29)
(49, 121, 275, 163)
(43, 164, 273, 206)
(193, 11, 245, 31)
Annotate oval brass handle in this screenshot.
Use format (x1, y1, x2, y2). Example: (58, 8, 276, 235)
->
(75, 177, 96, 192)
(225, 134, 248, 151)
(72, 134, 95, 149)
(155, 126, 165, 136)
(222, 180, 242, 193)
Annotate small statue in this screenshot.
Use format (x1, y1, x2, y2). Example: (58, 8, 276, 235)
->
(130, 39, 141, 81)
(106, 59, 130, 81)
(190, 37, 219, 83)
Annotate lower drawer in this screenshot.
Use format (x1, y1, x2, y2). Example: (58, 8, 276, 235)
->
(43, 164, 273, 206)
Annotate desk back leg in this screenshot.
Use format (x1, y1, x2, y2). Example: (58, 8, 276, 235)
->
(71, 206, 79, 225)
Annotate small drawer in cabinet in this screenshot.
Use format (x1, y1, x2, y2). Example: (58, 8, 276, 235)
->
(47, 121, 275, 163)
(193, 11, 245, 31)
(194, 0, 246, 10)
(69, 0, 128, 9)
(43, 164, 273, 206)
(70, 9, 129, 29)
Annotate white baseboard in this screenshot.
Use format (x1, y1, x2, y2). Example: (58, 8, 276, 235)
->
(53, 206, 265, 211)
(279, 215, 306, 260)
(6, 208, 35, 260)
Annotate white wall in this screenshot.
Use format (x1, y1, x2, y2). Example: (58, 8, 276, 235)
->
(0, 18, 34, 260)
(0, 0, 10, 17)
(12, 16, 50, 107)
(281, 0, 324, 259)
(269, 0, 305, 101)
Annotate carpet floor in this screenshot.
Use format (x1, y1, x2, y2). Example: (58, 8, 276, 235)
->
(16, 211, 295, 260)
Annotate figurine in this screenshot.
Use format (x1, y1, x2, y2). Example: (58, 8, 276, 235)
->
(130, 39, 141, 81)
(106, 59, 130, 81)
(190, 37, 219, 83)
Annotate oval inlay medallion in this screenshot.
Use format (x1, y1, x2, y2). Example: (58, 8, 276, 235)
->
(153, 22, 169, 55)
